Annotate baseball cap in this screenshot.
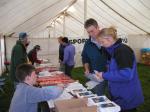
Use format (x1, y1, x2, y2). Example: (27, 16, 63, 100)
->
(19, 32, 28, 40)
(34, 45, 41, 50)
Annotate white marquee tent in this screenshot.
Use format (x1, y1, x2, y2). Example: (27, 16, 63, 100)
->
(0, 0, 150, 74)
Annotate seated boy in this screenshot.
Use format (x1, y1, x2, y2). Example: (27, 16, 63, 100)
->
(9, 64, 64, 112)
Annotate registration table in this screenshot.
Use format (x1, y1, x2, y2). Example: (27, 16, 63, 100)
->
(36, 65, 121, 112)
(46, 82, 121, 112)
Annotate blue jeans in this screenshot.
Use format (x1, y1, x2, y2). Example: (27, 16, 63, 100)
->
(91, 80, 108, 96)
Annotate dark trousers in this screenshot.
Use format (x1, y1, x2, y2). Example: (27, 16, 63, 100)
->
(65, 64, 74, 77)
(91, 80, 108, 96)
(38, 101, 50, 112)
(120, 108, 137, 112)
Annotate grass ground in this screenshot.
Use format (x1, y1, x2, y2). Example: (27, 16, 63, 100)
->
(136, 64, 150, 112)
(0, 64, 150, 112)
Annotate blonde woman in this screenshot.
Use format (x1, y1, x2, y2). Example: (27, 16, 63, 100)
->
(96, 27, 144, 112)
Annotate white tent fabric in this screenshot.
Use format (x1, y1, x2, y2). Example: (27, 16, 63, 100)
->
(0, 0, 150, 72)
(0, 0, 150, 37)
(51, 0, 150, 37)
(0, 0, 76, 36)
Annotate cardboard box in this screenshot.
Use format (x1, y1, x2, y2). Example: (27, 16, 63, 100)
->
(54, 98, 97, 112)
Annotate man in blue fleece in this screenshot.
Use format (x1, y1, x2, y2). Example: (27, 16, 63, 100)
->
(82, 18, 108, 95)
(96, 27, 144, 112)
(9, 64, 63, 112)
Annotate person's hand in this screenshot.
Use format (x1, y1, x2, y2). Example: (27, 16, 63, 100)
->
(57, 84, 66, 89)
(84, 69, 90, 75)
(95, 72, 103, 80)
(34, 81, 40, 87)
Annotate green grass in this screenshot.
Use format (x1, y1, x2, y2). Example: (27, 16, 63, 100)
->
(136, 64, 150, 112)
(71, 67, 89, 86)
(0, 64, 150, 112)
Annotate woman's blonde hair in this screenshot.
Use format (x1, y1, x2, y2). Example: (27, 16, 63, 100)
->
(98, 26, 117, 40)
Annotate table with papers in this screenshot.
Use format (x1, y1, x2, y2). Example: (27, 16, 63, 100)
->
(37, 67, 121, 112)
(46, 82, 121, 112)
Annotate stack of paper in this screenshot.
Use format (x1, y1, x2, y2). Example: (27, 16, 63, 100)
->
(88, 96, 121, 112)
(86, 73, 104, 83)
(76, 91, 97, 98)
(85, 81, 99, 89)
(47, 82, 121, 112)
(47, 82, 85, 108)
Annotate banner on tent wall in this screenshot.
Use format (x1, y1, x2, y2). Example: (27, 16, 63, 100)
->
(69, 36, 128, 44)
(68, 37, 88, 55)
(69, 38, 88, 45)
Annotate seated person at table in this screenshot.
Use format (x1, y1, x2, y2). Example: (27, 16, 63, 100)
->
(9, 64, 64, 112)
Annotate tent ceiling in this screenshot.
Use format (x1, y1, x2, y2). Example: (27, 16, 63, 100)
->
(0, 0, 150, 37)
(101, 0, 150, 34)
(48, 0, 150, 37)
(0, 0, 76, 35)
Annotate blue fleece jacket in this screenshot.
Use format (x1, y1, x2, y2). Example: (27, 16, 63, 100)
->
(9, 83, 63, 112)
(81, 38, 107, 72)
(63, 43, 75, 66)
(102, 39, 144, 110)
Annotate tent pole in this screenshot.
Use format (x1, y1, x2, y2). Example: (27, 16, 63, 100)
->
(63, 12, 66, 36)
(48, 27, 51, 38)
(3, 36, 7, 62)
(3, 35, 9, 72)
(53, 21, 56, 38)
(84, 0, 87, 36)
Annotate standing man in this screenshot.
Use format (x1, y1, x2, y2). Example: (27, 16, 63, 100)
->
(62, 37, 75, 77)
(10, 32, 29, 87)
(28, 45, 42, 65)
(58, 36, 65, 72)
(81, 18, 107, 95)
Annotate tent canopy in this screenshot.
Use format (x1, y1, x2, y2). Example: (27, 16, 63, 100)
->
(0, 0, 150, 37)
